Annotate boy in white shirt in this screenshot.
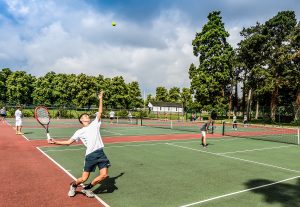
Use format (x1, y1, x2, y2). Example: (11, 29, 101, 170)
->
(109, 110, 115, 124)
(15, 106, 23, 135)
(49, 91, 110, 198)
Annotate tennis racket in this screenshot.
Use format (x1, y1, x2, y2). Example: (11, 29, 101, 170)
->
(34, 106, 52, 143)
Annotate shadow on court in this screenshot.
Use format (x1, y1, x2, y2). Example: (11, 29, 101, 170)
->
(94, 172, 125, 194)
(245, 178, 300, 207)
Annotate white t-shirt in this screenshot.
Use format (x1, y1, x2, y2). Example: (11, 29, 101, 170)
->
(109, 111, 115, 118)
(15, 109, 22, 120)
(71, 117, 104, 155)
(233, 116, 237, 122)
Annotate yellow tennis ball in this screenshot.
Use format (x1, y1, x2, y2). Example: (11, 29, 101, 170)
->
(112, 22, 117, 26)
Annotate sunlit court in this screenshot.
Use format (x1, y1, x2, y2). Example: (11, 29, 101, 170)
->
(0, 0, 300, 206)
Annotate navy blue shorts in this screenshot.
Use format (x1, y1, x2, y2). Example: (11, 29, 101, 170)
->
(84, 149, 111, 172)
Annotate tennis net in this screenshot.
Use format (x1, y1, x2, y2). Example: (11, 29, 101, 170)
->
(141, 117, 216, 134)
(102, 116, 139, 125)
(222, 122, 300, 145)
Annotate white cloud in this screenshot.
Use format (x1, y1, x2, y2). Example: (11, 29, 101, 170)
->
(1, 0, 299, 94)
(0, 2, 197, 93)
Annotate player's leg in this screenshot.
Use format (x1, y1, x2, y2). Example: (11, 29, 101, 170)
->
(81, 150, 110, 198)
(19, 125, 23, 134)
(92, 167, 109, 185)
(201, 131, 207, 147)
(68, 171, 90, 197)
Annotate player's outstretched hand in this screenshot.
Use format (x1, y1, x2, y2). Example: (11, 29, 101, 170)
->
(48, 138, 56, 144)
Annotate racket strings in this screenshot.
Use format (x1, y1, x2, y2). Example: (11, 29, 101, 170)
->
(36, 108, 50, 124)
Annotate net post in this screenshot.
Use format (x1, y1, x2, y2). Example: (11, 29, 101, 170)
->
(140, 117, 143, 126)
(222, 121, 225, 136)
(170, 120, 173, 129)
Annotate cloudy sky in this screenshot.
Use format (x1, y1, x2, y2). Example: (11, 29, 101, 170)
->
(0, 0, 299, 94)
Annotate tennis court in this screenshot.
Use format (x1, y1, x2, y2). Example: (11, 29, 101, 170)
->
(17, 116, 300, 207)
(39, 138, 300, 207)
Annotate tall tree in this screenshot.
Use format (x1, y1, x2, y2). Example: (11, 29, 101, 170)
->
(257, 11, 296, 120)
(73, 74, 97, 108)
(32, 72, 57, 106)
(169, 87, 181, 103)
(155, 86, 169, 102)
(6, 71, 36, 105)
(190, 11, 234, 111)
(127, 81, 143, 109)
(0, 68, 12, 103)
(109, 76, 129, 109)
(287, 22, 300, 121)
(237, 23, 267, 118)
(181, 88, 192, 112)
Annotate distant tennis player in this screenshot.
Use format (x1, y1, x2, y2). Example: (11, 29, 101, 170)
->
(233, 115, 237, 130)
(49, 91, 110, 198)
(15, 106, 23, 135)
(200, 118, 212, 148)
(109, 110, 115, 124)
(0, 107, 7, 123)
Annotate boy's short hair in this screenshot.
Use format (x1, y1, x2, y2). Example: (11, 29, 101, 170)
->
(78, 113, 89, 124)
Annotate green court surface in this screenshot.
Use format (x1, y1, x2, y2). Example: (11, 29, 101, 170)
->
(40, 138, 300, 207)
(22, 126, 199, 140)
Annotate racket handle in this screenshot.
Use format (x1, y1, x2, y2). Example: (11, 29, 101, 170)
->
(47, 133, 51, 140)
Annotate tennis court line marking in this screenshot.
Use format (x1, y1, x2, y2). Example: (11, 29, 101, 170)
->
(166, 143, 300, 173)
(6, 121, 30, 141)
(179, 175, 300, 207)
(42, 138, 245, 152)
(102, 129, 123, 135)
(36, 147, 110, 207)
(28, 136, 68, 140)
(218, 145, 295, 155)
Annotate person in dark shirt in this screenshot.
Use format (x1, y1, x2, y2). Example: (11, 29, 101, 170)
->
(200, 119, 212, 148)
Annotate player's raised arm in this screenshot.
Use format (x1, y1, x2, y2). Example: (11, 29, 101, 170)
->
(97, 91, 104, 121)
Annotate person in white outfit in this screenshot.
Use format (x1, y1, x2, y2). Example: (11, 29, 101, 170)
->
(15, 106, 23, 135)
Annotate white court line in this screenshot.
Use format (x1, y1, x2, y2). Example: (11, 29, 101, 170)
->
(36, 147, 110, 207)
(102, 129, 123, 135)
(21, 134, 29, 141)
(218, 145, 296, 155)
(180, 175, 300, 207)
(166, 143, 300, 174)
(6, 121, 30, 141)
(42, 138, 244, 152)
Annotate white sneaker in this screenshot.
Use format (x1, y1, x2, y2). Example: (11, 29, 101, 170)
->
(68, 184, 76, 197)
(81, 189, 95, 198)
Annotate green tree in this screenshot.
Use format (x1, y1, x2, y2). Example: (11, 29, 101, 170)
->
(286, 22, 300, 121)
(6, 71, 36, 105)
(155, 86, 169, 102)
(181, 87, 192, 112)
(0, 68, 12, 103)
(32, 72, 56, 106)
(254, 11, 296, 120)
(169, 87, 181, 103)
(237, 23, 266, 118)
(127, 81, 143, 109)
(72, 74, 97, 108)
(109, 76, 129, 109)
(190, 11, 234, 110)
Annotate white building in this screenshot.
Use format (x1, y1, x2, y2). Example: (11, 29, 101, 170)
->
(148, 102, 183, 113)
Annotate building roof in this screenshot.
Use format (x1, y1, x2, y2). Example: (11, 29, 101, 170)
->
(148, 101, 182, 108)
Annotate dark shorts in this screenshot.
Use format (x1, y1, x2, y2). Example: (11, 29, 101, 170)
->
(84, 149, 111, 172)
(0, 114, 6, 117)
(110, 117, 114, 120)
